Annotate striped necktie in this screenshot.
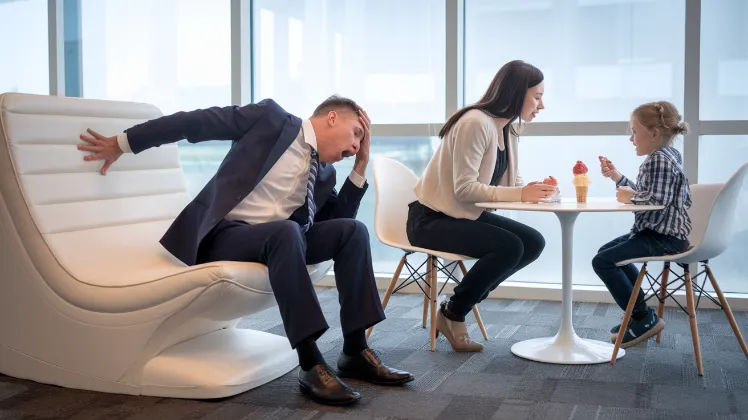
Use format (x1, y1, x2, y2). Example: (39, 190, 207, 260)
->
(301, 150, 319, 233)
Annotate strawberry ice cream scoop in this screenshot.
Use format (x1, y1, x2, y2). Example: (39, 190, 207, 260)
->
(572, 161, 588, 175)
(542, 176, 558, 186)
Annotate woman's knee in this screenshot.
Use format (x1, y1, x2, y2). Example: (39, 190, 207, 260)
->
(521, 228, 546, 262)
(490, 233, 524, 266)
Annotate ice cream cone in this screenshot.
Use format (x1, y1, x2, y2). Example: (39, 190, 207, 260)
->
(575, 186, 588, 203)
(572, 161, 590, 202)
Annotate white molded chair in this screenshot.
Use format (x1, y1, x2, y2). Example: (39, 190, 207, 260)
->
(610, 163, 748, 375)
(366, 157, 488, 351)
(0, 93, 332, 398)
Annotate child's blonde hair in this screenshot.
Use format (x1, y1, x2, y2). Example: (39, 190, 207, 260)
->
(632, 101, 690, 146)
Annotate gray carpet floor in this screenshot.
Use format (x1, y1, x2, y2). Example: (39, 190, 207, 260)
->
(2, 288, 748, 420)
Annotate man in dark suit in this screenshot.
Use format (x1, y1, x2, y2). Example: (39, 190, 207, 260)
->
(78, 95, 413, 406)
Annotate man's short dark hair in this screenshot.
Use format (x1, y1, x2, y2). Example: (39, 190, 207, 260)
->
(312, 95, 360, 117)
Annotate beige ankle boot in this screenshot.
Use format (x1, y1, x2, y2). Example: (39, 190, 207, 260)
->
(435, 310, 485, 352)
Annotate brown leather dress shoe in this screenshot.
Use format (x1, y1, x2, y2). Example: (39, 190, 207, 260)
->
(298, 364, 360, 406)
(337, 348, 414, 386)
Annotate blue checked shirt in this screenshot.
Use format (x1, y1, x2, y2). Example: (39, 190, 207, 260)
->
(616, 147, 692, 241)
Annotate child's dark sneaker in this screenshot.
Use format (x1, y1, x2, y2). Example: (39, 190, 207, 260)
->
(610, 308, 664, 348)
(608, 318, 632, 339)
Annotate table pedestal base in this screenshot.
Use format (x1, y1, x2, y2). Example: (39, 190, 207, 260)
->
(511, 333, 625, 364)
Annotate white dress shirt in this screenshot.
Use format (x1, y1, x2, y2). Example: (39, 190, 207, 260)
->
(117, 120, 366, 225)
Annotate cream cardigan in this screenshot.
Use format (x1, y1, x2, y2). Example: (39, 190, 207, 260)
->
(414, 109, 525, 220)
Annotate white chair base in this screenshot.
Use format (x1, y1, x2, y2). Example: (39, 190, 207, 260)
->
(1, 328, 297, 399)
(141, 328, 297, 399)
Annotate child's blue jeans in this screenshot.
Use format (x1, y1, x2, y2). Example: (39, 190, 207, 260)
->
(592, 229, 689, 319)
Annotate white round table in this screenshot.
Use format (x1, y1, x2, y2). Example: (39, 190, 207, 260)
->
(475, 197, 664, 364)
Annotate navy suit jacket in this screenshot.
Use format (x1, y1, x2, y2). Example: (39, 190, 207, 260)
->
(124, 99, 368, 266)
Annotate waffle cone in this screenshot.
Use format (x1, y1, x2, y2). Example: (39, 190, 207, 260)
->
(575, 186, 588, 203)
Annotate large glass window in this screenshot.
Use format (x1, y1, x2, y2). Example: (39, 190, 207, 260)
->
(700, 0, 748, 121)
(179, 141, 232, 197)
(697, 136, 748, 294)
(0, 0, 49, 95)
(77, 0, 231, 115)
(464, 0, 685, 122)
(252, 0, 446, 123)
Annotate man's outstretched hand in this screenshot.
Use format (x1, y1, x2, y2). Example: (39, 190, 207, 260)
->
(78, 128, 123, 175)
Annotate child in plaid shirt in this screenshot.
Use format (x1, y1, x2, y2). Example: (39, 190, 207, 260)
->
(595, 101, 692, 349)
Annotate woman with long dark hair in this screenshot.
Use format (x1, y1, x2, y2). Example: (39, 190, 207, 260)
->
(407, 60, 552, 352)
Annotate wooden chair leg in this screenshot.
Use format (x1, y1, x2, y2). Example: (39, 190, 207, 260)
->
(611, 263, 647, 365)
(706, 265, 748, 360)
(366, 254, 406, 340)
(457, 261, 489, 341)
(656, 262, 670, 344)
(684, 268, 704, 376)
(472, 306, 489, 341)
(422, 257, 431, 329)
(457, 261, 469, 277)
(430, 256, 438, 352)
